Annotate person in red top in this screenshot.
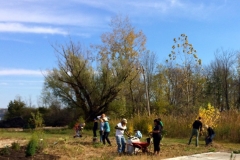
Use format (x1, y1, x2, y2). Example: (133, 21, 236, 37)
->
(74, 122, 85, 138)
(188, 117, 202, 146)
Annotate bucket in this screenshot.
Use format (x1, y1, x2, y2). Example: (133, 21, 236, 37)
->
(127, 137, 140, 154)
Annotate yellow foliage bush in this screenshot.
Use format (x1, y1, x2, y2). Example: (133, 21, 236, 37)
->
(198, 103, 220, 128)
(147, 124, 152, 133)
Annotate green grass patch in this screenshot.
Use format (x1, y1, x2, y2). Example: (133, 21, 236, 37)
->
(11, 141, 20, 151)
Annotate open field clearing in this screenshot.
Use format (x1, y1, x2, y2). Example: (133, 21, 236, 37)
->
(0, 128, 240, 160)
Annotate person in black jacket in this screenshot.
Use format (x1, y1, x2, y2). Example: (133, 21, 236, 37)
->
(205, 125, 215, 146)
(93, 118, 98, 141)
(188, 117, 202, 147)
(150, 119, 162, 155)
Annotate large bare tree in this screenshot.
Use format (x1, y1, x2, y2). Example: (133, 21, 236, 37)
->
(44, 16, 147, 121)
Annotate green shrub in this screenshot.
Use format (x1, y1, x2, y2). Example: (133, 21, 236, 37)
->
(25, 135, 38, 157)
(11, 141, 20, 151)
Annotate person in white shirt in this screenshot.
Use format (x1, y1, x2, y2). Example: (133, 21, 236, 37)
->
(115, 118, 127, 155)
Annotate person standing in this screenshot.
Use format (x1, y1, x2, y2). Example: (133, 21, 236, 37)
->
(102, 117, 111, 146)
(158, 118, 164, 129)
(188, 117, 203, 147)
(150, 119, 162, 155)
(93, 118, 98, 142)
(99, 118, 104, 142)
(115, 118, 127, 155)
(158, 117, 165, 144)
(205, 125, 215, 146)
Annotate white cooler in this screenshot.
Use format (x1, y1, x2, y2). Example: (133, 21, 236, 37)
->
(126, 136, 140, 154)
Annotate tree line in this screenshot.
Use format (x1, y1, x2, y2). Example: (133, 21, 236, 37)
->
(2, 16, 240, 125)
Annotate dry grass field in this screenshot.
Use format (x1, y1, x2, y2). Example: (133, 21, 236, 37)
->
(0, 128, 239, 160)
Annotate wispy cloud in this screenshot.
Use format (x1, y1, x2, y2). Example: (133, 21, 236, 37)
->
(0, 69, 44, 76)
(0, 37, 32, 43)
(0, 23, 67, 35)
(0, 0, 234, 36)
(0, 1, 104, 26)
(70, 0, 231, 22)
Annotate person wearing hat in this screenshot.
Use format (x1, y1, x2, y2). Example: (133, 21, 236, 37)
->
(205, 125, 215, 146)
(115, 118, 127, 155)
(102, 117, 111, 146)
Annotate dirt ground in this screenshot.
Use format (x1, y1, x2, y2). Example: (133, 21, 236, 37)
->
(0, 139, 26, 148)
(0, 138, 60, 160)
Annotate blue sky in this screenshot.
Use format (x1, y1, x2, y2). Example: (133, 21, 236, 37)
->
(0, 0, 240, 108)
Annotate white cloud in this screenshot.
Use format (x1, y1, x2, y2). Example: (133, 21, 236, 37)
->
(0, 0, 234, 36)
(0, 23, 67, 35)
(0, 69, 44, 76)
(0, 1, 104, 27)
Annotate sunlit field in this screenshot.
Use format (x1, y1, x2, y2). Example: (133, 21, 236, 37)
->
(0, 123, 240, 160)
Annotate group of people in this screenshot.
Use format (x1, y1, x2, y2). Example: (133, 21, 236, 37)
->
(74, 115, 164, 156)
(93, 114, 112, 146)
(74, 115, 214, 156)
(188, 117, 215, 147)
(92, 114, 164, 156)
(93, 114, 129, 155)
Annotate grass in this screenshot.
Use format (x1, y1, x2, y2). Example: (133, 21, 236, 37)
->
(0, 128, 240, 160)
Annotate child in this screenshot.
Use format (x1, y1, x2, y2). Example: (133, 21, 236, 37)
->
(134, 129, 142, 139)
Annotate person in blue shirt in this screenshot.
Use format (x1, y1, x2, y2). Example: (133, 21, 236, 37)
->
(134, 129, 142, 139)
(102, 117, 111, 146)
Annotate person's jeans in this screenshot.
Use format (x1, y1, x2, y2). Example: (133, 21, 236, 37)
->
(99, 131, 103, 142)
(206, 134, 215, 145)
(188, 128, 199, 146)
(115, 135, 126, 153)
(210, 134, 215, 141)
